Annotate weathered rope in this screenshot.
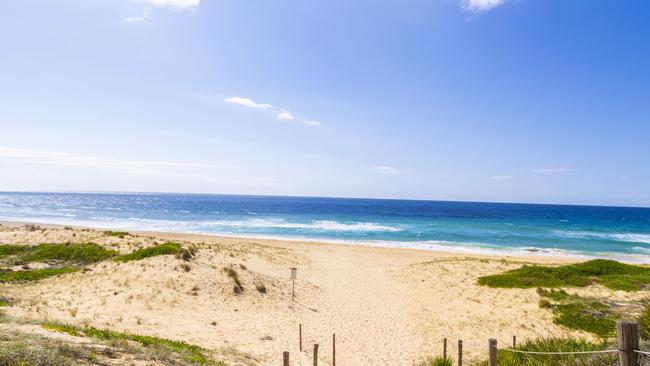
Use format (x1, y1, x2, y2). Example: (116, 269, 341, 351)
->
(635, 350, 650, 355)
(495, 346, 618, 356)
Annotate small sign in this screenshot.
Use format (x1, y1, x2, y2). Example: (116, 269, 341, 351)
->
(290, 267, 297, 280)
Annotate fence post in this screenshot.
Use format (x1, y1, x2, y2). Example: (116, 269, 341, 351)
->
(458, 339, 463, 366)
(299, 324, 302, 352)
(283, 351, 289, 366)
(313, 344, 319, 366)
(489, 339, 497, 366)
(617, 320, 640, 366)
(512, 335, 516, 348)
(332, 333, 336, 366)
(443, 338, 447, 359)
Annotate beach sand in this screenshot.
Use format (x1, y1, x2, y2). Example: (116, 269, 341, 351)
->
(0, 221, 641, 365)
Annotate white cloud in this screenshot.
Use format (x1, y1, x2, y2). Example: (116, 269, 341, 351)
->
(372, 166, 403, 175)
(224, 97, 273, 110)
(276, 111, 295, 121)
(132, 0, 200, 11)
(0, 147, 226, 171)
(533, 167, 570, 174)
(124, 7, 151, 22)
(301, 120, 321, 126)
(462, 0, 507, 13)
(491, 174, 516, 181)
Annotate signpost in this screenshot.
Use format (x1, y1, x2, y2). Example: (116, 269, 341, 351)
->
(290, 267, 297, 301)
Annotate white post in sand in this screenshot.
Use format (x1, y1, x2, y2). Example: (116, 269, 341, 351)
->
(290, 267, 297, 301)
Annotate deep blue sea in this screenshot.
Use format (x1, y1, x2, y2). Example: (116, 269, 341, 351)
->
(1, 192, 650, 262)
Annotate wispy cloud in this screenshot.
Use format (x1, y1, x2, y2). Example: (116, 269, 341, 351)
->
(372, 166, 403, 175)
(124, 0, 199, 22)
(461, 0, 507, 13)
(133, 0, 200, 11)
(224, 96, 321, 126)
(124, 7, 151, 22)
(224, 97, 273, 110)
(0, 147, 226, 171)
(533, 167, 570, 174)
(276, 111, 295, 121)
(491, 174, 516, 181)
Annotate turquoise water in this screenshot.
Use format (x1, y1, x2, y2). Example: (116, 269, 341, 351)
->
(1, 192, 649, 262)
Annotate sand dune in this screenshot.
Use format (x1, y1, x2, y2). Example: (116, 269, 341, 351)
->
(1, 222, 638, 365)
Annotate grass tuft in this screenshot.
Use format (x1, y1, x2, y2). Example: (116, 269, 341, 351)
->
(537, 289, 616, 338)
(0, 267, 79, 283)
(103, 231, 129, 238)
(419, 356, 453, 366)
(478, 259, 650, 291)
(42, 322, 224, 365)
(638, 302, 650, 340)
(473, 337, 616, 366)
(0, 297, 13, 307)
(116, 242, 181, 263)
(223, 267, 244, 293)
(19, 243, 118, 264)
(0, 245, 30, 258)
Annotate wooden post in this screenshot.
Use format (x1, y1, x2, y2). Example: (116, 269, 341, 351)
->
(313, 344, 319, 366)
(512, 335, 516, 347)
(443, 338, 447, 359)
(489, 339, 497, 366)
(283, 351, 289, 366)
(458, 339, 463, 366)
(617, 320, 640, 366)
(299, 324, 302, 352)
(332, 333, 336, 366)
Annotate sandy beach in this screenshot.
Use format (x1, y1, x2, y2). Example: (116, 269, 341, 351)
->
(0, 221, 643, 365)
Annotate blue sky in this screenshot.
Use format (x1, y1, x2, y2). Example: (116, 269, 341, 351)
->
(0, 0, 649, 207)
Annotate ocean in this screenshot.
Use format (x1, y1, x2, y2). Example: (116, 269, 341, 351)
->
(1, 192, 649, 262)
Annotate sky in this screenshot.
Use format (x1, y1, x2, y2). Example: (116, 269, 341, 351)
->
(0, 0, 649, 207)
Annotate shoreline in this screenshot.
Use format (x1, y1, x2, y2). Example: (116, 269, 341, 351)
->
(0, 218, 596, 265)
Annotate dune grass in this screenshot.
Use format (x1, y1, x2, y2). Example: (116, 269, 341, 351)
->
(536, 288, 616, 338)
(42, 322, 224, 365)
(0, 245, 30, 258)
(115, 242, 182, 262)
(639, 302, 650, 340)
(0, 297, 12, 307)
(19, 243, 118, 264)
(223, 267, 244, 293)
(103, 230, 129, 238)
(472, 337, 616, 366)
(478, 259, 650, 291)
(0, 267, 79, 283)
(419, 356, 453, 366)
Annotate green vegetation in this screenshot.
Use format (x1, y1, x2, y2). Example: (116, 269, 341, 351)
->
(116, 242, 181, 262)
(0, 243, 117, 264)
(223, 267, 244, 293)
(0, 297, 12, 307)
(0, 267, 79, 283)
(103, 230, 129, 238)
(638, 302, 650, 340)
(419, 356, 453, 366)
(42, 322, 224, 365)
(20, 243, 117, 264)
(0, 245, 29, 258)
(472, 337, 616, 366)
(0, 330, 94, 366)
(478, 259, 650, 291)
(536, 288, 616, 338)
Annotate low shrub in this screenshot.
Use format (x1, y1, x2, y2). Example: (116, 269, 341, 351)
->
(479, 259, 650, 291)
(116, 242, 181, 262)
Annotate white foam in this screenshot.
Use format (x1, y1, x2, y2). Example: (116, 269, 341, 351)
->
(553, 230, 650, 244)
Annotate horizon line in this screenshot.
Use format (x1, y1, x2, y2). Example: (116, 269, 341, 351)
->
(1, 189, 648, 210)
